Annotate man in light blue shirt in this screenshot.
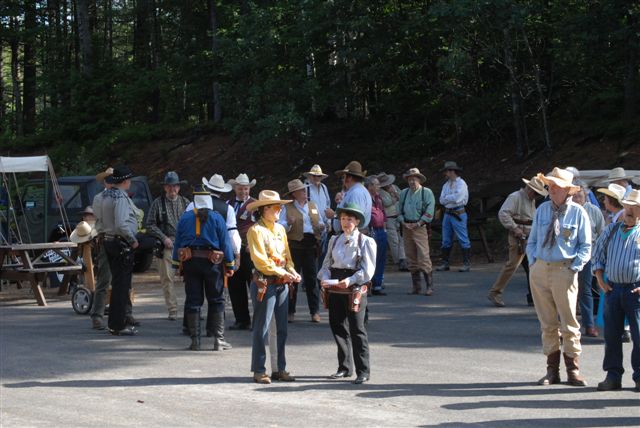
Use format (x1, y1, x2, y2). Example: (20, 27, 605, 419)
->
(328, 161, 372, 233)
(527, 167, 591, 387)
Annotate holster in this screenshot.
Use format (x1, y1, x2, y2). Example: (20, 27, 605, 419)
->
(323, 284, 369, 313)
(207, 250, 224, 265)
(178, 247, 192, 262)
(252, 271, 269, 302)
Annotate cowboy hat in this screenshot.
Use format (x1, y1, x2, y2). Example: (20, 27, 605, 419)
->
(202, 174, 232, 193)
(161, 171, 187, 185)
(622, 189, 640, 207)
(228, 173, 256, 188)
(603, 167, 635, 183)
(335, 161, 367, 178)
(403, 168, 426, 183)
(246, 190, 292, 212)
(95, 167, 113, 183)
(376, 172, 396, 187)
(70, 221, 98, 244)
(597, 183, 626, 203)
(439, 161, 463, 172)
(302, 164, 328, 180)
(105, 165, 134, 184)
(285, 179, 308, 195)
(336, 202, 365, 225)
(81, 206, 95, 216)
(536, 167, 580, 194)
(522, 177, 548, 197)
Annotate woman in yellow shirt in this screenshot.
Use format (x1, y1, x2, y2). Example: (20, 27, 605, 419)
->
(246, 190, 301, 384)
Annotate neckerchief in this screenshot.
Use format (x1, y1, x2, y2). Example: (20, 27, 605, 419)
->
(542, 201, 569, 248)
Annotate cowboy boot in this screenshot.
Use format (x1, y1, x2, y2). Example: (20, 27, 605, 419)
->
(563, 353, 587, 386)
(436, 248, 451, 271)
(537, 350, 561, 385)
(459, 248, 471, 272)
(423, 271, 434, 296)
(212, 311, 232, 351)
(186, 311, 201, 351)
(409, 272, 422, 294)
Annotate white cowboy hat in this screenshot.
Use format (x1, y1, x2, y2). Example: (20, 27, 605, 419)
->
(536, 167, 580, 194)
(202, 174, 232, 193)
(597, 183, 626, 203)
(70, 221, 97, 244)
(228, 173, 256, 188)
(403, 167, 426, 183)
(246, 190, 292, 212)
(522, 177, 548, 197)
(622, 189, 640, 207)
(603, 167, 635, 182)
(302, 164, 329, 179)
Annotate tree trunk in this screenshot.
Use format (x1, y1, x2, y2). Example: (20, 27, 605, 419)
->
(76, 0, 93, 76)
(208, 0, 221, 123)
(624, 12, 639, 119)
(503, 27, 526, 159)
(0, 34, 4, 127)
(522, 30, 552, 154)
(10, 16, 23, 136)
(23, 0, 37, 135)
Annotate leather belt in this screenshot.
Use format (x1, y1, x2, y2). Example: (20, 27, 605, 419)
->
(514, 219, 533, 226)
(191, 249, 213, 259)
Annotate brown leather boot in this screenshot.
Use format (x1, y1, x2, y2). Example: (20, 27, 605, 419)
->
(408, 272, 422, 294)
(563, 353, 587, 386)
(537, 350, 561, 385)
(423, 271, 434, 296)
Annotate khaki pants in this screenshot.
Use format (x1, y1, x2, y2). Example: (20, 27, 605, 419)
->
(530, 260, 582, 357)
(489, 233, 526, 296)
(402, 224, 432, 274)
(159, 247, 178, 314)
(385, 218, 405, 263)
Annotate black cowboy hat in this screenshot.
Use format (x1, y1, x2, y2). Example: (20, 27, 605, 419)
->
(105, 165, 135, 184)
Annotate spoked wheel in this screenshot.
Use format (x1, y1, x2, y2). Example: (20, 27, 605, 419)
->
(71, 286, 93, 315)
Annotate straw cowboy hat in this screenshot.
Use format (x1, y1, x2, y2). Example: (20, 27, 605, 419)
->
(228, 173, 256, 188)
(439, 161, 463, 172)
(70, 221, 98, 244)
(376, 172, 396, 187)
(161, 171, 187, 185)
(603, 167, 635, 182)
(285, 179, 308, 195)
(105, 165, 134, 184)
(536, 167, 581, 195)
(202, 174, 232, 193)
(95, 167, 113, 183)
(302, 165, 329, 180)
(622, 189, 640, 206)
(403, 168, 426, 183)
(335, 161, 367, 178)
(336, 202, 365, 225)
(597, 183, 626, 203)
(246, 190, 292, 212)
(522, 177, 548, 197)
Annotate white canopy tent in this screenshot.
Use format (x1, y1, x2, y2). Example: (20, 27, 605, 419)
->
(577, 169, 640, 187)
(0, 156, 50, 173)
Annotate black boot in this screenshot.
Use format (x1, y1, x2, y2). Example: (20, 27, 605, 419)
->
(423, 271, 434, 296)
(459, 248, 471, 272)
(436, 248, 451, 271)
(186, 311, 201, 351)
(212, 311, 232, 351)
(206, 305, 214, 337)
(409, 272, 422, 294)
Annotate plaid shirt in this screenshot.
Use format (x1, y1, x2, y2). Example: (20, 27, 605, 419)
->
(146, 195, 190, 241)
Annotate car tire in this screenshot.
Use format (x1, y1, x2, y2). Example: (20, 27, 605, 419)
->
(72, 286, 93, 315)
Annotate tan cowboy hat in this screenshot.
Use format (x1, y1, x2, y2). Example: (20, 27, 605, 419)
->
(302, 164, 328, 179)
(536, 167, 580, 194)
(228, 173, 256, 188)
(70, 221, 97, 244)
(285, 179, 308, 195)
(597, 183, 626, 203)
(603, 167, 634, 182)
(95, 167, 113, 183)
(202, 174, 232, 193)
(403, 168, 426, 183)
(439, 161, 463, 172)
(622, 189, 640, 207)
(246, 190, 292, 212)
(522, 177, 548, 197)
(376, 172, 396, 187)
(335, 161, 367, 178)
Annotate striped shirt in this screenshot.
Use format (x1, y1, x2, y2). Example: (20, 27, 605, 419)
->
(591, 223, 640, 284)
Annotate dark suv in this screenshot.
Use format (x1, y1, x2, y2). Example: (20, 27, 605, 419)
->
(19, 176, 156, 272)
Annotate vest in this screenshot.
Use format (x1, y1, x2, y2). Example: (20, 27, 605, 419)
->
(234, 197, 256, 244)
(286, 201, 321, 242)
(210, 196, 228, 221)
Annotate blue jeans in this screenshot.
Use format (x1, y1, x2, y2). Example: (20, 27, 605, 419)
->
(441, 212, 471, 249)
(602, 282, 640, 382)
(578, 261, 595, 329)
(251, 283, 289, 374)
(371, 227, 387, 291)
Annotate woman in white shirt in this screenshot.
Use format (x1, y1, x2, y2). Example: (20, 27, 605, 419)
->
(318, 203, 376, 384)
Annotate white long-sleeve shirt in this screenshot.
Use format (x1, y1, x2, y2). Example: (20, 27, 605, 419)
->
(317, 230, 376, 286)
(439, 177, 469, 208)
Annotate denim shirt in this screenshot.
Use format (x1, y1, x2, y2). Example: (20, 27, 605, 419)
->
(526, 200, 592, 272)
